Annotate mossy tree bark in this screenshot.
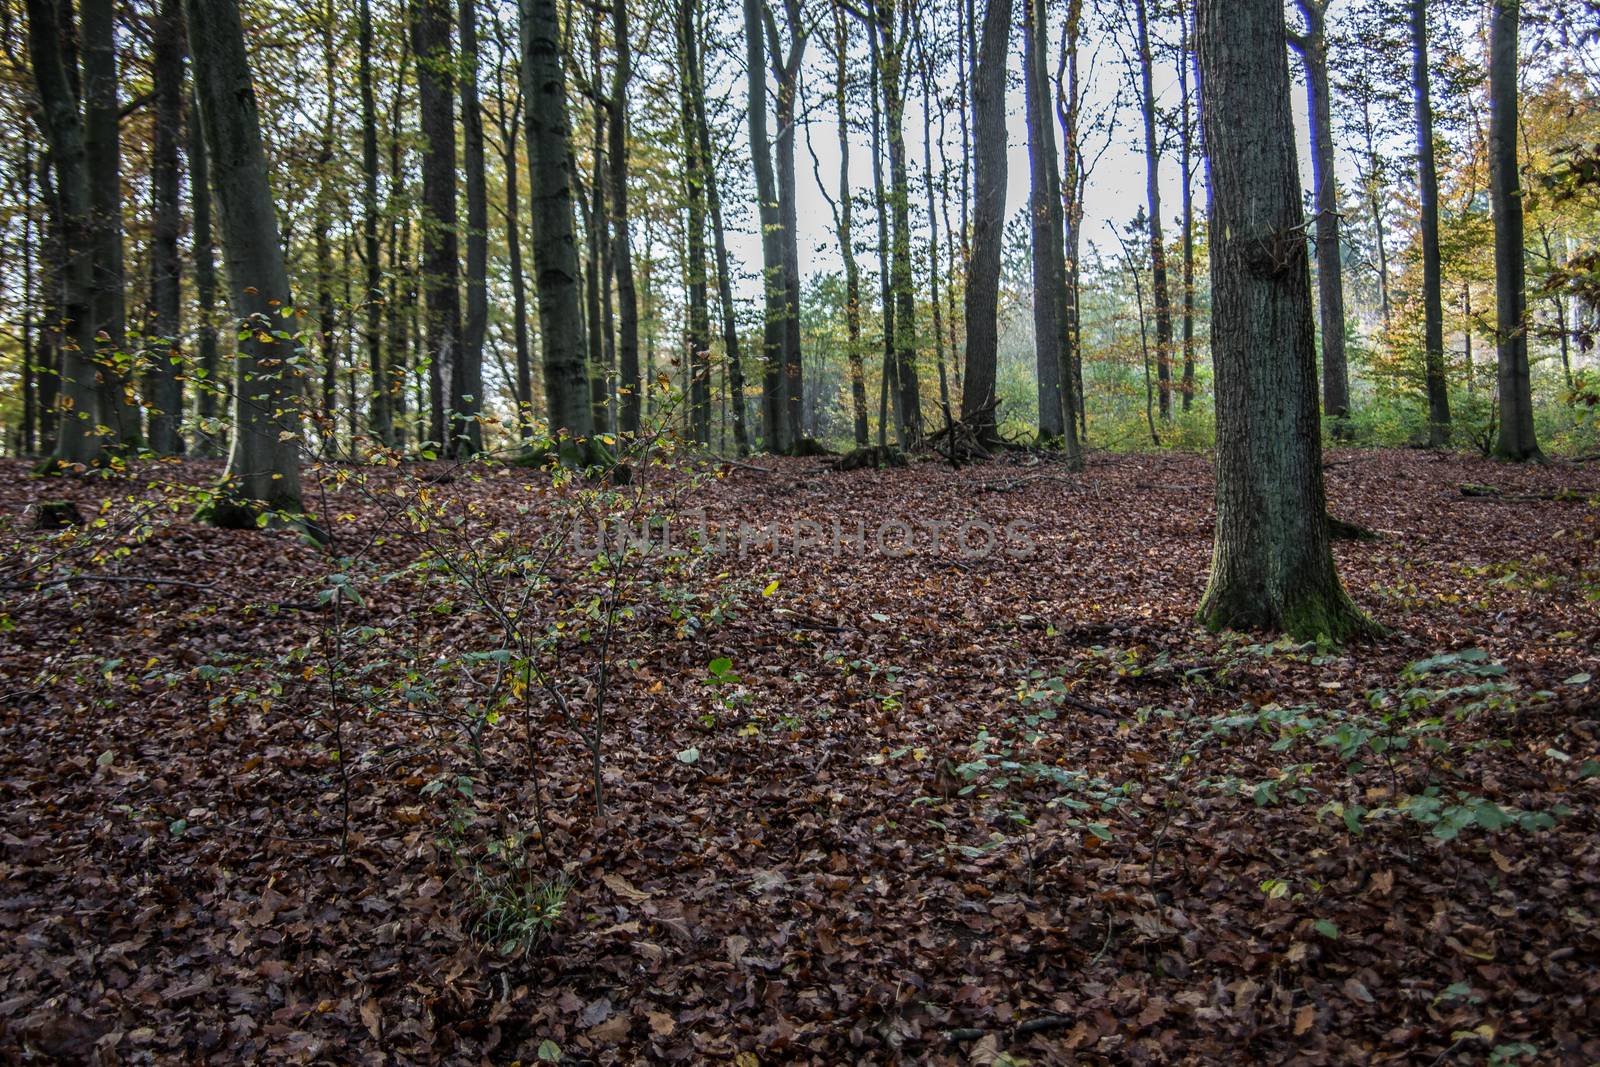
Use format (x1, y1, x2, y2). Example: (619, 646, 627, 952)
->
(959, 0, 1010, 446)
(1195, 0, 1374, 642)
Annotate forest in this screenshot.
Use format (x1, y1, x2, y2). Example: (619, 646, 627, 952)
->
(0, 0, 1598, 1062)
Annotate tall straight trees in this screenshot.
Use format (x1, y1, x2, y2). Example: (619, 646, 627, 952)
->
(520, 0, 594, 447)
(824, 2, 869, 448)
(184, 0, 307, 522)
(188, 89, 221, 456)
(961, 0, 1010, 444)
(1487, 0, 1541, 461)
(1132, 0, 1174, 421)
(1411, 0, 1450, 445)
(413, 0, 461, 449)
(145, 0, 185, 455)
(877, 0, 920, 445)
(23, 0, 105, 466)
(770, 0, 809, 448)
(1194, 0, 1370, 640)
(677, 0, 711, 444)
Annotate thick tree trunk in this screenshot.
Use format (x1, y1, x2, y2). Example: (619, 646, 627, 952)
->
(745, 0, 789, 451)
(82, 0, 139, 446)
(1412, 0, 1451, 446)
(459, 0, 487, 454)
(145, 0, 185, 456)
(24, 0, 106, 466)
(184, 0, 307, 520)
(960, 0, 1010, 443)
(1194, 0, 1370, 641)
(520, 0, 594, 445)
(357, 0, 390, 446)
(1289, 0, 1349, 427)
(1023, 0, 1062, 442)
(1133, 0, 1174, 422)
(413, 0, 459, 450)
(1488, 0, 1540, 462)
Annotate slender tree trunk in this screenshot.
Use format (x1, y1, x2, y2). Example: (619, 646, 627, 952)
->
(678, 0, 711, 444)
(772, 2, 808, 448)
(1194, 0, 1369, 640)
(357, 0, 389, 446)
(1024, 0, 1062, 442)
(83, 0, 139, 445)
(961, 0, 1010, 444)
(1057, 0, 1087, 438)
(1289, 0, 1349, 429)
(520, 0, 594, 445)
(454, 0, 487, 454)
(24, 0, 105, 466)
(185, 0, 308, 521)
(20, 145, 35, 454)
(693, 25, 749, 455)
(1133, 0, 1174, 422)
(868, 15, 896, 448)
(827, 4, 869, 447)
(413, 0, 459, 450)
(1488, 0, 1540, 461)
(1178, 0, 1197, 412)
(145, 0, 185, 455)
(879, 0, 920, 445)
(607, 0, 641, 435)
(315, 2, 338, 451)
(1412, 0, 1451, 445)
(187, 89, 221, 456)
(918, 31, 950, 423)
(36, 156, 61, 454)
(499, 96, 534, 441)
(745, 0, 789, 451)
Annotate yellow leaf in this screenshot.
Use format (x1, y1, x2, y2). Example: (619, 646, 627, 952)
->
(762, 580, 780, 597)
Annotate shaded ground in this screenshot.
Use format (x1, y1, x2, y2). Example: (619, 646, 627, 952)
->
(1, 449, 1597, 1065)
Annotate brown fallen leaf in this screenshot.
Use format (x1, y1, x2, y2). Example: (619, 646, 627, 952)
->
(1293, 1004, 1315, 1036)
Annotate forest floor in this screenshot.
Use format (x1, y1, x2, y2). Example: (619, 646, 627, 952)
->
(1, 447, 1598, 1065)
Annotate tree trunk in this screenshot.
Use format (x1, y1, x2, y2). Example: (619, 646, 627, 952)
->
(1488, 0, 1540, 462)
(1024, 0, 1062, 442)
(1133, 0, 1174, 422)
(868, 15, 895, 448)
(315, 2, 338, 451)
(678, 0, 712, 445)
(1194, 0, 1370, 641)
(497, 87, 534, 442)
(693, 23, 749, 455)
(413, 0, 459, 451)
(828, 3, 869, 448)
(1412, 0, 1450, 446)
(145, 0, 185, 456)
(1288, 0, 1349, 427)
(1057, 0, 1087, 438)
(879, 0, 919, 446)
(1178, 0, 1196, 412)
(745, 0, 789, 451)
(357, 0, 389, 446)
(520, 0, 594, 446)
(608, 0, 641, 435)
(20, 145, 36, 454)
(23, 0, 106, 466)
(917, 29, 950, 424)
(772, 1, 808, 449)
(187, 89, 221, 457)
(960, 0, 1010, 444)
(459, 0, 487, 454)
(184, 0, 307, 521)
(82, 0, 139, 446)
